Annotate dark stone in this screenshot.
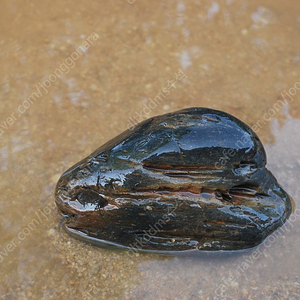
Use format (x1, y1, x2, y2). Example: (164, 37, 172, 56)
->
(55, 107, 292, 252)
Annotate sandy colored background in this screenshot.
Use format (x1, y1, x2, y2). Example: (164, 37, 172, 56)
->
(0, 0, 300, 299)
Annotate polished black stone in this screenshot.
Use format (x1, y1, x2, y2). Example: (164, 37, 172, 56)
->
(55, 107, 292, 252)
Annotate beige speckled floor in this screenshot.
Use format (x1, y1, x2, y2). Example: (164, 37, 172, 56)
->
(0, 0, 300, 299)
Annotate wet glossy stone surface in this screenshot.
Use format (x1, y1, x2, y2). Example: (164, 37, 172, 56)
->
(55, 107, 292, 252)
